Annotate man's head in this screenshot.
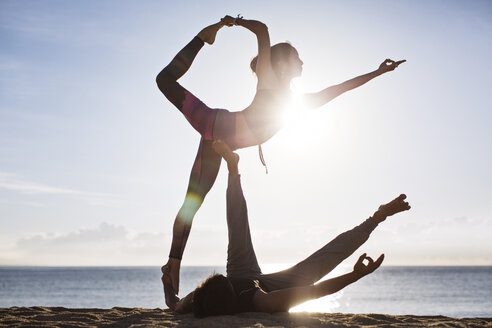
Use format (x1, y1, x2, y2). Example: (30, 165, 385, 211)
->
(192, 273, 238, 317)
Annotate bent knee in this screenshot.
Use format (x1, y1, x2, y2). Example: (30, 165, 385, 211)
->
(156, 70, 186, 108)
(156, 69, 174, 90)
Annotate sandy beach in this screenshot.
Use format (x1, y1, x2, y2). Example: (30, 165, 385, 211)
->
(0, 307, 490, 328)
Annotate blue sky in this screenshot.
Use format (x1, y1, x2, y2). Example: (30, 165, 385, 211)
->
(0, 0, 491, 266)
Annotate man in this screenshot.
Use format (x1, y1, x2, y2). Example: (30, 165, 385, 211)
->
(163, 140, 411, 316)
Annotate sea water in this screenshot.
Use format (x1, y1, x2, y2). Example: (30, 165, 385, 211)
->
(0, 266, 490, 318)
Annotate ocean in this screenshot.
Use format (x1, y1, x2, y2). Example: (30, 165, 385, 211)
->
(0, 266, 490, 318)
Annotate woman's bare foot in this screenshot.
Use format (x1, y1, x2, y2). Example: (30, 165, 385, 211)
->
(212, 140, 239, 174)
(161, 265, 179, 309)
(162, 277, 178, 310)
(197, 21, 226, 45)
(161, 258, 181, 309)
(371, 194, 411, 224)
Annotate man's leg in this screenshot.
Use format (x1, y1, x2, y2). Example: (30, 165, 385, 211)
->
(259, 195, 410, 291)
(212, 140, 262, 278)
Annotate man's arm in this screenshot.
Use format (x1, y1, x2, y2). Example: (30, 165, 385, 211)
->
(174, 291, 195, 314)
(252, 272, 361, 313)
(301, 59, 405, 109)
(253, 253, 384, 313)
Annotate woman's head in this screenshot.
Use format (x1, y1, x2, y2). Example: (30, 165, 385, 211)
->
(250, 42, 303, 80)
(192, 274, 238, 317)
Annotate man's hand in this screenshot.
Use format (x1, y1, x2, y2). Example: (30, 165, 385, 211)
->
(162, 273, 179, 310)
(161, 258, 181, 309)
(353, 253, 384, 277)
(174, 291, 195, 314)
(378, 59, 406, 73)
(162, 258, 181, 293)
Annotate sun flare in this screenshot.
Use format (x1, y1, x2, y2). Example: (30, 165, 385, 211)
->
(276, 91, 334, 153)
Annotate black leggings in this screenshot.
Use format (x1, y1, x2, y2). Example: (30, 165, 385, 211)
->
(225, 173, 378, 291)
(157, 37, 225, 259)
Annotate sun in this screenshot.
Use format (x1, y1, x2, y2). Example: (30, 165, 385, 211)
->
(275, 90, 333, 152)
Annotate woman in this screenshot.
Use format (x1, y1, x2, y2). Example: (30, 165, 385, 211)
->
(156, 15, 405, 299)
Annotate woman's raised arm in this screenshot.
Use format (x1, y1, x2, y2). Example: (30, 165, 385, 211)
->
(221, 15, 277, 89)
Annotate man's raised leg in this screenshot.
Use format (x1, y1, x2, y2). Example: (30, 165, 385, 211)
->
(259, 195, 411, 291)
(212, 140, 262, 278)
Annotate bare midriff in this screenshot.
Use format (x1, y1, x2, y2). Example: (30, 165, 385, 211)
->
(213, 89, 290, 150)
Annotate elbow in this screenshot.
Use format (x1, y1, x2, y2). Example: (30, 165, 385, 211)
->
(259, 23, 268, 35)
(258, 22, 268, 32)
(253, 22, 268, 36)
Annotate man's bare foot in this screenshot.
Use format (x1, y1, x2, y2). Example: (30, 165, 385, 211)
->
(371, 194, 411, 224)
(197, 21, 226, 45)
(212, 140, 239, 174)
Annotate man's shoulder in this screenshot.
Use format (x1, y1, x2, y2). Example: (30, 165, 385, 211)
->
(229, 277, 260, 292)
(228, 277, 261, 313)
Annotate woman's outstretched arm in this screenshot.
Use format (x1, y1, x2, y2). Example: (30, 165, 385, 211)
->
(253, 253, 384, 313)
(301, 59, 406, 109)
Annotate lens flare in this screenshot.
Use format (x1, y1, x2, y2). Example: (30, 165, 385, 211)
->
(177, 192, 204, 225)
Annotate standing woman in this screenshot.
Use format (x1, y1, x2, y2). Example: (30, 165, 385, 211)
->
(156, 15, 404, 305)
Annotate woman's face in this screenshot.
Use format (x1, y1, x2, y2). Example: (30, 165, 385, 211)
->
(286, 49, 303, 78)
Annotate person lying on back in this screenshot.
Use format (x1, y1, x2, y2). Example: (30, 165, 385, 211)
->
(163, 140, 411, 316)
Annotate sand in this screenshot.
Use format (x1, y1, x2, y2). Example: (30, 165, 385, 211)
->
(1, 307, 490, 328)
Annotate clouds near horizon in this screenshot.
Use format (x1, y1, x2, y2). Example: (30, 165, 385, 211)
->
(1, 215, 490, 266)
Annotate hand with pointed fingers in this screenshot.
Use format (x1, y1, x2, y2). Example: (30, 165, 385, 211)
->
(353, 253, 384, 277)
(375, 194, 411, 221)
(378, 58, 406, 73)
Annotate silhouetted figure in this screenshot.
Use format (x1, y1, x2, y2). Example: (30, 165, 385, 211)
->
(163, 140, 411, 315)
(156, 15, 406, 301)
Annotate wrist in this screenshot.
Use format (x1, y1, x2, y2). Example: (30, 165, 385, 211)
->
(233, 14, 244, 26)
(351, 270, 364, 280)
(375, 68, 385, 76)
(168, 257, 181, 268)
(370, 211, 386, 224)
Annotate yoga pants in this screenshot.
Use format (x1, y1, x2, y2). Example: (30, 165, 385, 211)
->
(225, 173, 378, 291)
(156, 37, 233, 259)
